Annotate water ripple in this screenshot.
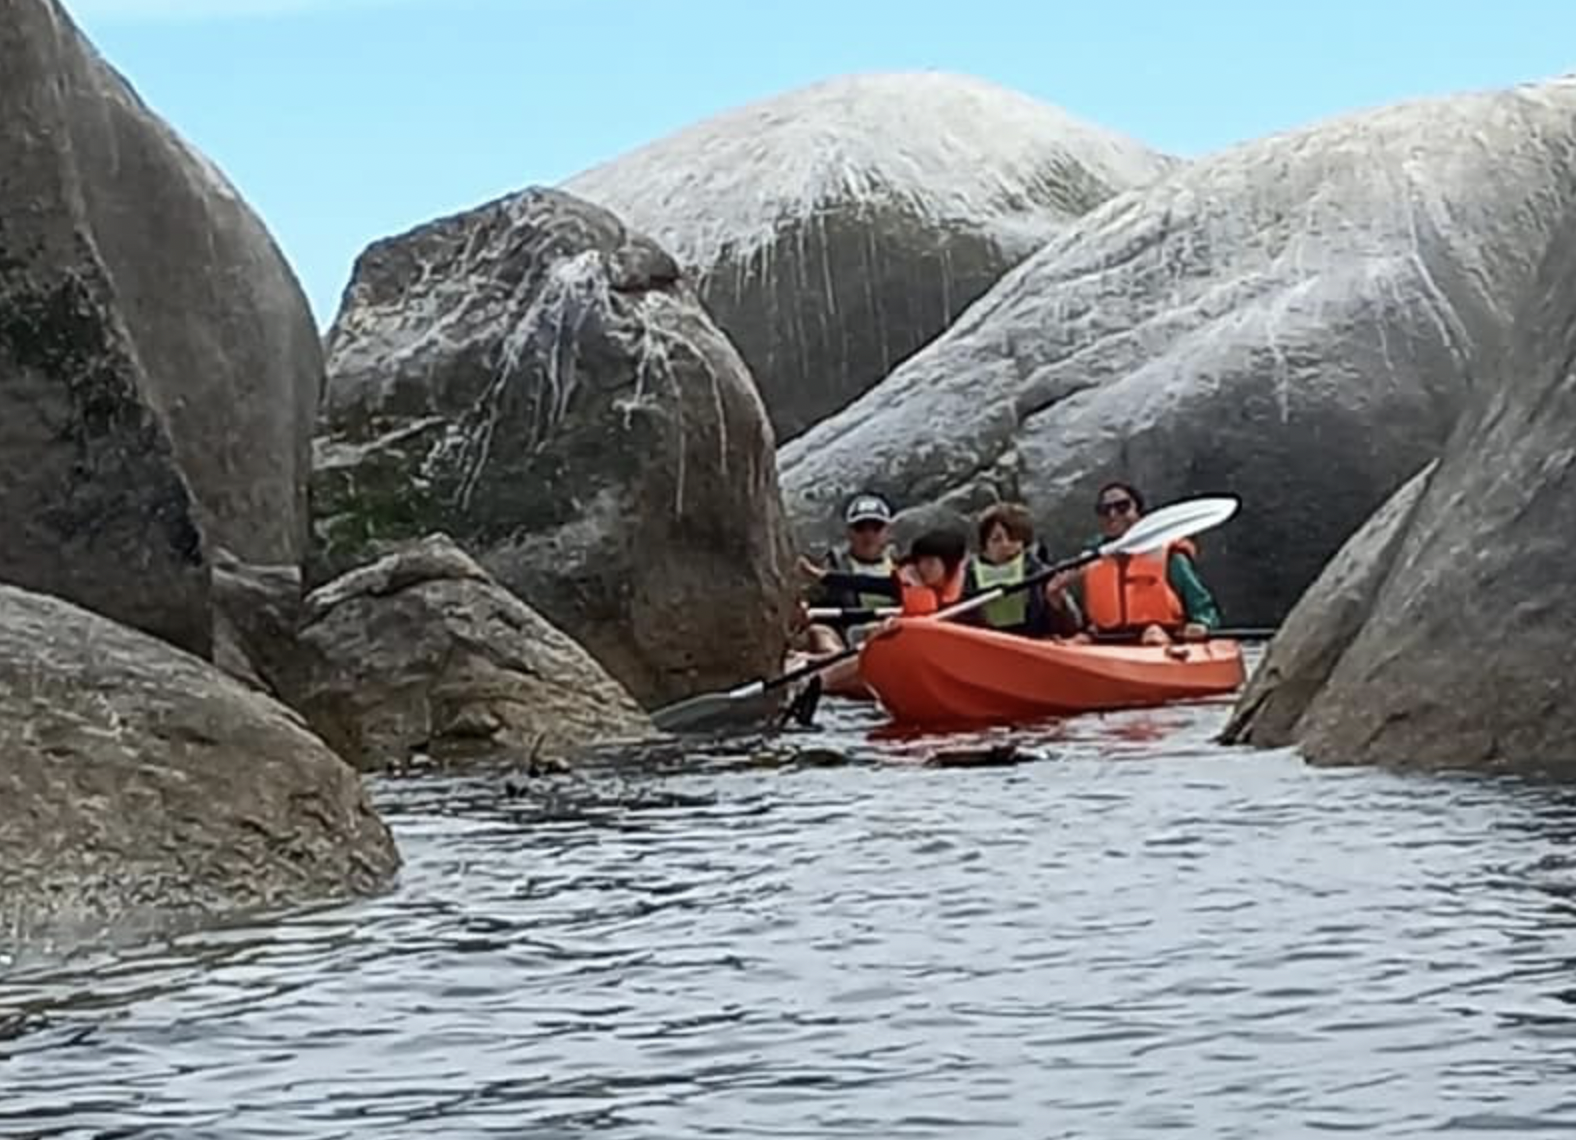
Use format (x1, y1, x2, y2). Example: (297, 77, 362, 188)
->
(4, 697, 1576, 1137)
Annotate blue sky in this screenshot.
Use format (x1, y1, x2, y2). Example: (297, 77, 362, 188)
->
(67, 0, 1574, 326)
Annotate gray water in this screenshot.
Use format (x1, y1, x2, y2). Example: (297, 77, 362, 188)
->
(3, 695, 1576, 1139)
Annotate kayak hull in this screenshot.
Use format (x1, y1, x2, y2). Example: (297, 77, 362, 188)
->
(859, 620, 1246, 727)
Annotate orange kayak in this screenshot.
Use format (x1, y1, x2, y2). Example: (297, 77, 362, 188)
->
(858, 620, 1247, 727)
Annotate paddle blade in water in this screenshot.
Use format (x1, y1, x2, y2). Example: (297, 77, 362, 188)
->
(1105, 495, 1240, 558)
(650, 680, 773, 735)
(652, 694, 744, 734)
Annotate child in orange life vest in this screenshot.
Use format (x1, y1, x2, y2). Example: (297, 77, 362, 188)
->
(801, 528, 969, 624)
(892, 529, 969, 616)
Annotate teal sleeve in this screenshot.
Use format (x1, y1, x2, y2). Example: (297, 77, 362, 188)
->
(1168, 552, 1222, 629)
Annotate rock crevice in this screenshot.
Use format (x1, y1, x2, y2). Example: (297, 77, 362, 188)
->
(1226, 174, 1576, 773)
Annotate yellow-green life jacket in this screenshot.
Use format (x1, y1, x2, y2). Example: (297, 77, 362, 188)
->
(973, 553, 1028, 629)
(847, 552, 895, 611)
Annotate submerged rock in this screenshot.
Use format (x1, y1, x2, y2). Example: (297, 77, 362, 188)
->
(0, 0, 322, 653)
(1225, 187, 1576, 774)
(316, 187, 794, 704)
(924, 743, 1029, 768)
(780, 79, 1576, 626)
(0, 584, 398, 944)
(283, 535, 655, 773)
(565, 71, 1175, 441)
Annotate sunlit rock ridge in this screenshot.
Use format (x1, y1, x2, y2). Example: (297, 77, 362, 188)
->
(564, 71, 1177, 441)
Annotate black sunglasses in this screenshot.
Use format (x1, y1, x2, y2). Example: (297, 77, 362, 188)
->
(1095, 497, 1135, 517)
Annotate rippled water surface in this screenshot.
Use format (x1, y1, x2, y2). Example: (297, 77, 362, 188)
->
(5, 692, 1576, 1138)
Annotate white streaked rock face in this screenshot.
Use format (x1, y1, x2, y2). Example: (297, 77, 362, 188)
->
(781, 78, 1576, 625)
(564, 71, 1177, 441)
(316, 187, 795, 705)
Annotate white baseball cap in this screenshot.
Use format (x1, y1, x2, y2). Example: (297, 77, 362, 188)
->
(844, 493, 894, 526)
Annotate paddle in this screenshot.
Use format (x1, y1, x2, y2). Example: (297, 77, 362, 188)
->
(805, 605, 899, 622)
(651, 494, 1241, 734)
(1089, 626, 1277, 643)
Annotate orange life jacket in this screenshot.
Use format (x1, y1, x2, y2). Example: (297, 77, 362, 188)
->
(897, 563, 966, 616)
(1082, 539, 1196, 632)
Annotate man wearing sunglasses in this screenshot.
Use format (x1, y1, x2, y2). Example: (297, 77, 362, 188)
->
(794, 491, 907, 649)
(800, 493, 898, 637)
(1045, 481, 1222, 645)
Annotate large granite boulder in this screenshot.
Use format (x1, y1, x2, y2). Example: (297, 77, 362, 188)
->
(0, 0, 322, 655)
(315, 188, 795, 705)
(563, 71, 1175, 441)
(1223, 195, 1576, 775)
(0, 584, 399, 946)
(1220, 461, 1436, 746)
(781, 79, 1576, 627)
(279, 535, 655, 773)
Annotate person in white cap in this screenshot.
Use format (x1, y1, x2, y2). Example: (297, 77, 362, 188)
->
(800, 492, 898, 631)
(783, 493, 900, 697)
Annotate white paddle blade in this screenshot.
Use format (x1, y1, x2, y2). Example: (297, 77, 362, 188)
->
(652, 685, 772, 734)
(1105, 495, 1240, 557)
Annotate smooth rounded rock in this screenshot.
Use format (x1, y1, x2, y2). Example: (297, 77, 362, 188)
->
(282, 535, 656, 773)
(0, 0, 323, 654)
(0, 584, 400, 947)
(564, 71, 1176, 441)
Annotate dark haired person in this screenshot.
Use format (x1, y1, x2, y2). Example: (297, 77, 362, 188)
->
(802, 527, 970, 617)
(1044, 481, 1222, 644)
(960, 502, 1078, 637)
